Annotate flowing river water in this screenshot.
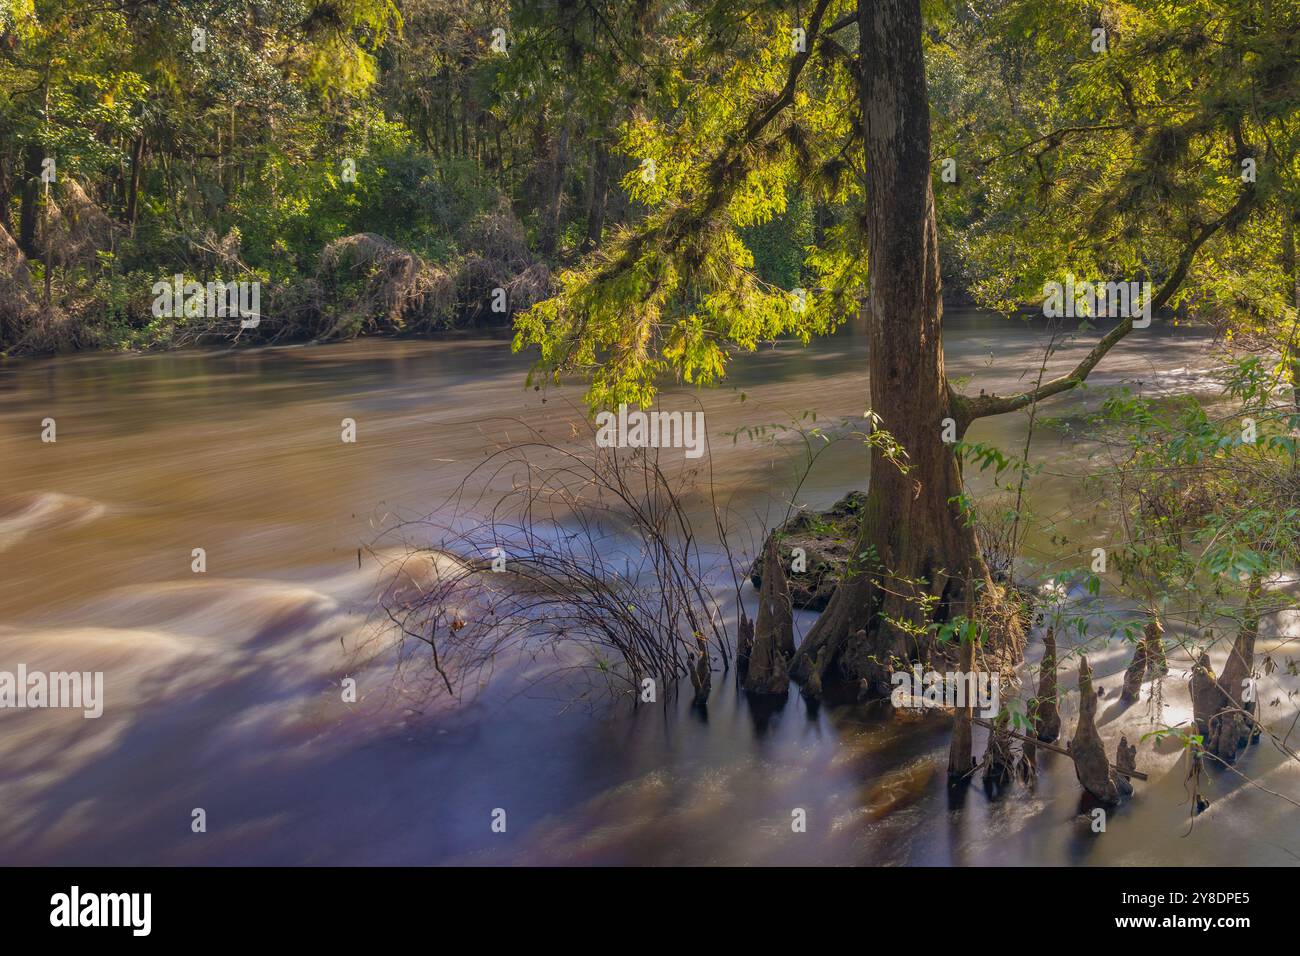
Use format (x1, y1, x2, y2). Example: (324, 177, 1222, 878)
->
(2, 309, 1298, 865)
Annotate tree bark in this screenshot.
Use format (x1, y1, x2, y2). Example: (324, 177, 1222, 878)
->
(539, 97, 573, 259)
(745, 536, 795, 696)
(754, 534, 796, 659)
(1190, 651, 1223, 738)
(580, 143, 610, 255)
(1033, 625, 1061, 741)
(949, 631, 976, 780)
(792, 0, 1001, 728)
(1283, 214, 1300, 413)
(1207, 598, 1260, 764)
(18, 141, 42, 259)
(1070, 655, 1122, 805)
(125, 134, 145, 234)
(1120, 614, 1163, 704)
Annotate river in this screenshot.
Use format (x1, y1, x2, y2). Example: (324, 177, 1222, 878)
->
(2, 309, 1297, 865)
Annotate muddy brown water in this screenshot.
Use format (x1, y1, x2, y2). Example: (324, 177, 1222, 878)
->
(2, 310, 1297, 865)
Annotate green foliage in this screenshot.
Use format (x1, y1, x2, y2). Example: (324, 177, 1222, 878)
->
(929, 614, 984, 647)
(509, 0, 1300, 414)
(1069, 355, 1300, 644)
(742, 190, 816, 289)
(935, 0, 1299, 336)
(4, 0, 1298, 374)
(513, 1, 861, 409)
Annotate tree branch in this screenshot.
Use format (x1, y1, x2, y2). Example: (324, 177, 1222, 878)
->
(956, 184, 1258, 426)
(825, 10, 858, 34)
(594, 0, 834, 279)
(975, 124, 1127, 169)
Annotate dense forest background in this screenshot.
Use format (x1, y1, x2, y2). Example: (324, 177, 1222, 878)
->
(2, 0, 1289, 358)
(2, 0, 824, 351)
(5, 0, 1294, 360)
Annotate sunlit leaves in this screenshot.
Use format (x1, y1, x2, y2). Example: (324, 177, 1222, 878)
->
(934, 0, 1297, 333)
(514, 0, 860, 410)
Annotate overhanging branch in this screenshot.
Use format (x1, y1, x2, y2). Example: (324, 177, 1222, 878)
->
(955, 184, 1258, 426)
(594, 0, 834, 280)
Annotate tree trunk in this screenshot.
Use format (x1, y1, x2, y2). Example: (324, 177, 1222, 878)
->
(539, 98, 573, 259)
(580, 143, 610, 255)
(0, 122, 14, 236)
(442, 66, 455, 157)
(1284, 214, 1300, 416)
(792, 0, 1002, 731)
(125, 134, 145, 234)
(460, 85, 470, 157)
(18, 141, 42, 259)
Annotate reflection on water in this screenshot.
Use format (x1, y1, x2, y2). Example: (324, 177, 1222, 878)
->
(1, 311, 1298, 865)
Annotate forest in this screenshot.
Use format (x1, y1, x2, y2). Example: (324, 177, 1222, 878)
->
(6, 0, 1286, 357)
(2, 0, 1300, 869)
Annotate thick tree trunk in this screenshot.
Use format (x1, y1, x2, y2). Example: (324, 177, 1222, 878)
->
(792, 0, 1001, 732)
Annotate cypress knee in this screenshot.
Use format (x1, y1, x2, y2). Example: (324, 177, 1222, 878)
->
(744, 540, 793, 696)
(1114, 736, 1137, 798)
(1034, 626, 1061, 742)
(754, 535, 795, 659)
(1144, 617, 1168, 676)
(947, 631, 977, 780)
(690, 638, 712, 707)
(736, 609, 754, 680)
(1070, 656, 1120, 805)
(1120, 634, 1150, 703)
(1207, 611, 1259, 764)
(1190, 651, 1225, 739)
(983, 710, 1015, 787)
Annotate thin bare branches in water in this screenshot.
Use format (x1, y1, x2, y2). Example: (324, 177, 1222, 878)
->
(373, 419, 742, 707)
